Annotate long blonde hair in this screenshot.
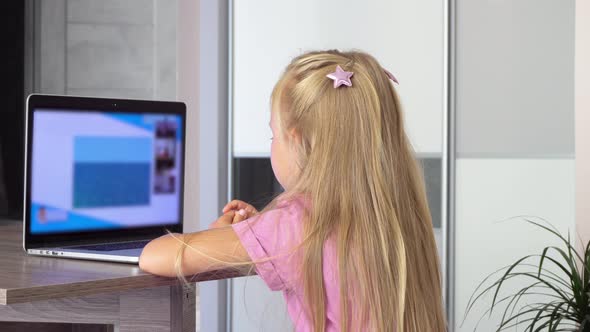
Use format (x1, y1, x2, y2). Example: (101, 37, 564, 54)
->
(270, 50, 446, 331)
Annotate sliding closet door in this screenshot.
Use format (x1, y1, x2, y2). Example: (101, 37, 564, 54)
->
(230, 1, 448, 330)
(452, 1, 575, 330)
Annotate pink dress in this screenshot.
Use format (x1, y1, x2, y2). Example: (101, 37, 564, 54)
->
(232, 198, 341, 331)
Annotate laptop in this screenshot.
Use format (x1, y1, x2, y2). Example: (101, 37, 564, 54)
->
(23, 94, 186, 264)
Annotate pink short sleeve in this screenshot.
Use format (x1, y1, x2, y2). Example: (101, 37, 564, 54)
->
(231, 199, 305, 291)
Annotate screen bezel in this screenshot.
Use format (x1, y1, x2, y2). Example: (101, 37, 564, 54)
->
(24, 94, 186, 249)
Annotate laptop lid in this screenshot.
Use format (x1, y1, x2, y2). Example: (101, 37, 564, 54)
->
(24, 94, 186, 250)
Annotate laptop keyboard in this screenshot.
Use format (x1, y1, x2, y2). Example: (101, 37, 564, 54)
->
(63, 240, 151, 252)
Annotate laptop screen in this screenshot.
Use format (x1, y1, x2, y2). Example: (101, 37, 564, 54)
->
(29, 109, 184, 235)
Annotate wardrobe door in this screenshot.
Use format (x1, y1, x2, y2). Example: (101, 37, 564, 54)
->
(230, 0, 448, 330)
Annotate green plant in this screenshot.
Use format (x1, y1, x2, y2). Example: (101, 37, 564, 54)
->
(463, 218, 590, 331)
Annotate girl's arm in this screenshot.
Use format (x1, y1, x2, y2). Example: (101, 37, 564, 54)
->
(139, 214, 251, 277)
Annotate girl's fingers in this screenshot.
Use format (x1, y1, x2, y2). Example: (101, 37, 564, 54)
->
(232, 209, 247, 223)
(222, 200, 245, 213)
(222, 200, 258, 214)
(210, 211, 234, 229)
(222, 201, 238, 213)
(246, 205, 258, 214)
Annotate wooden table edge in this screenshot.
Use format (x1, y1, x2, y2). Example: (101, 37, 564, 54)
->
(1, 270, 243, 305)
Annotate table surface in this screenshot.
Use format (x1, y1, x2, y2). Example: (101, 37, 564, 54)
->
(0, 220, 230, 305)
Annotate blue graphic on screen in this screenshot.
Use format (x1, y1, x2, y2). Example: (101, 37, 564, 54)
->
(73, 137, 151, 208)
(30, 110, 183, 234)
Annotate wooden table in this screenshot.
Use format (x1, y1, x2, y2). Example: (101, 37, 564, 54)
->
(0, 220, 224, 332)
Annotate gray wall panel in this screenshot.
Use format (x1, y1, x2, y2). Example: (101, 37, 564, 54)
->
(456, 0, 574, 157)
(422, 158, 442, 228)
(38, 0, 66, 94)
(67, 23, 153, 90)
(36, 0, 177, 101)
(67, 0, 153, 25)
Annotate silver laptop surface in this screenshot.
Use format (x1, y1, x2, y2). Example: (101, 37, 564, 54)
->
(23, 94, 186, 264)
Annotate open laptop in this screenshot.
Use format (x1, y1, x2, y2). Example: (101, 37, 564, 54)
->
(23, 94, 186, 264)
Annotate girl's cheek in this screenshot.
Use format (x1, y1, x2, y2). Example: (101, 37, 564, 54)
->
(270, 155, 281, 188)
(270, 141, 278, 175)
(270, 140, 287, 189)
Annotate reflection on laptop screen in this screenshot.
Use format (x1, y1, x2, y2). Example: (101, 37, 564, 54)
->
(30, 109, 183, 234)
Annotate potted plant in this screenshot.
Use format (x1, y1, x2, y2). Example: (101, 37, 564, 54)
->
(463, 218, 590, 331)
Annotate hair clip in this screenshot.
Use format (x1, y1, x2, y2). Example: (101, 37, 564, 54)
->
(384, 68, 399, 84)
(326, 65, 354, 88)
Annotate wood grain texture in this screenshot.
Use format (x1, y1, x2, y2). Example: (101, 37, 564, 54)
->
(118, 284, 197, 332)
(0, 322, 113, 332)
(0, 285, 197, 332)
(0, 221, 237, 305)
(0, 291, 119, 324)
(119, 286, 172, 331)
(170, 285, 197, 332)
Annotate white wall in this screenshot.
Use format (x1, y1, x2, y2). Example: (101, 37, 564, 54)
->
(453, 1, 575, 331)
(455, 159, 575, 330)
(576, 0, 590, 245)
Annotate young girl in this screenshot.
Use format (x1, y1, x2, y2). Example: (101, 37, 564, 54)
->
(139, 50, 446, 331)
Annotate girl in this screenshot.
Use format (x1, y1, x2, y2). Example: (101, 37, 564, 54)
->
(139, 50, 446, 331)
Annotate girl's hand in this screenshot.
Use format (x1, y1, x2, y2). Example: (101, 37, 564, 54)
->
(222, 200, 258, 217)
(209, 212, 236, 229)
(209, 206, 255, 229)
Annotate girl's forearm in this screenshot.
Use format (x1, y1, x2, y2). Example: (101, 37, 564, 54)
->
(138, 226, 250, 278)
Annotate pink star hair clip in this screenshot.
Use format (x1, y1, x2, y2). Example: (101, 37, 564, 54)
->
(326, 65, 354, 88)
(384, 68, 399, 84)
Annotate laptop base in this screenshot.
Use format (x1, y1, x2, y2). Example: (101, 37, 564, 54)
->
(27, 248, 141, 264)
